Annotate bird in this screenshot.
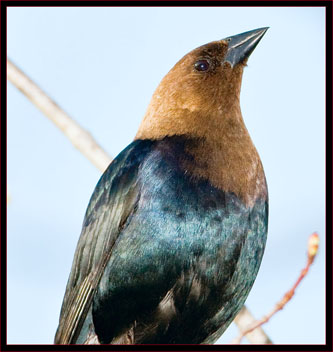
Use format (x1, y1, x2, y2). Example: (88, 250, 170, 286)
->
(55, 27, 269, 345)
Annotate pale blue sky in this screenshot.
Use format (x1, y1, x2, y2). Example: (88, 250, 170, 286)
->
(7, 7, 325, 345)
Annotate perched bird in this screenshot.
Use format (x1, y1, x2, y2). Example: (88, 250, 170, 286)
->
(55, 27, 269, 345)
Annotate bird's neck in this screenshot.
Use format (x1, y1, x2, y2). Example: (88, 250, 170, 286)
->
(136, 102, 267, 207)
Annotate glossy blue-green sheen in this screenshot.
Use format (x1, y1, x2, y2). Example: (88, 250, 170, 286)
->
(79, 136, 268, 344)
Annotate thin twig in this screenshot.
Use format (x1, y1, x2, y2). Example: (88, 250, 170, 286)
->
(7, 58, 112, 172)
(231, 233, 319, 344)
(7, 57, 272, 345)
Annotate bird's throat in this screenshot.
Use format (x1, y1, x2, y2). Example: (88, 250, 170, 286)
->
(136, 102, 267, 207)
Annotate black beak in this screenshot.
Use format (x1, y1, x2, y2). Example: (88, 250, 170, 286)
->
(223, 27, 268, 67)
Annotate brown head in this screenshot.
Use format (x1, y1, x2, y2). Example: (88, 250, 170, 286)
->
(136, 28, 269, 206)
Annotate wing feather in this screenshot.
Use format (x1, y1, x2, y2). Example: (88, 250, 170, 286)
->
(55, 141, 149, 344)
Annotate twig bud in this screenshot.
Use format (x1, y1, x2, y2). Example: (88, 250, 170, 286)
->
(308, 233, 319, 263)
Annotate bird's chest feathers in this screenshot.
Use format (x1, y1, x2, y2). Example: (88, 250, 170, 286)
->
(101, 137, 268, 287)
(134, 139, 265, 261)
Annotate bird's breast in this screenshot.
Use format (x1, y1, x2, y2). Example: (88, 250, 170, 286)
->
(101, 135, 267, 288)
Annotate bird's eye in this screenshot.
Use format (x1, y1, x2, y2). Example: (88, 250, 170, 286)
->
(194, 59, 210, 72)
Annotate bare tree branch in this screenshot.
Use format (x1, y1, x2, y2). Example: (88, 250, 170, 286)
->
(7, 58, 112, 172)
(232, 306, 272, 344)
(7, 57, 272, 345)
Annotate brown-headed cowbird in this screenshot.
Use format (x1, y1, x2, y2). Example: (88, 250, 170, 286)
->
(55, 27, 269, 345)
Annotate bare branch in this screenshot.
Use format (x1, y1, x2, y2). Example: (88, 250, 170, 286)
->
(7, 58, 112, 172)
(231, 233, 319, 344)
(232, 306, 272, 344)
